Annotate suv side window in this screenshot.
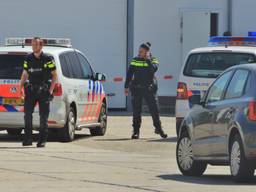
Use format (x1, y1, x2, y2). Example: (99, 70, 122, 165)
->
(66, 51, 83, 79)
(225, 70, 249, 99)
(206, 71, 233, 103)
(59, 53, 72, 78)
(77, 52, 93, 79)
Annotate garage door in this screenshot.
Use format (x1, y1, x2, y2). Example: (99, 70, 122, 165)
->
(0, 0, 127, 109)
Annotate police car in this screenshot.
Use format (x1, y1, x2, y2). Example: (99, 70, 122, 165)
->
(176, 34, 256, 135)
(0, 38, 107, 142)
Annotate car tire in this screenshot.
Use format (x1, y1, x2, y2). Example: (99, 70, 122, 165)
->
(90, 103, 107, 136)
(176, 132, 207, 176)
(230, 134, 255, 182)
(59, 107, 76, 142)
(7, 129, 22, 136)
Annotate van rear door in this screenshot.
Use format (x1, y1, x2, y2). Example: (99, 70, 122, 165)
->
(182, 52, 256, 107)
(0, 53, 27, 112)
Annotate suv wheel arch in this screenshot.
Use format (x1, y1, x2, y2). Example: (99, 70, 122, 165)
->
(228, 126, 246, 155)
(179, 120, 193, 140)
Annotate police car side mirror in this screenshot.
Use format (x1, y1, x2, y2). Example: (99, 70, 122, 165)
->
(95, 73, 106, 81)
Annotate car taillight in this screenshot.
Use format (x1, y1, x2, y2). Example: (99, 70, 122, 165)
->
(177, 82, 192, 100)
(248, 101, 256, 121)
(53, 83, 63, 96)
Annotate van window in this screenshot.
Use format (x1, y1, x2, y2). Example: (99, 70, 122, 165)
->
(77, 52, 93, 79)
(225, 70, 249, 99)
(0, 55, 25, 79)
(60, 54, 72, 78)
(184, 53, 256, 78)
(65, 52, 83, 79)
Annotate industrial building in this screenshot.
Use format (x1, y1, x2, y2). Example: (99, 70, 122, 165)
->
(0, 0, 254, 110)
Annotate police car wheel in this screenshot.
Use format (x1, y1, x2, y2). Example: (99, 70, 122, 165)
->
(90, 103, 107, 136)
(7, 129, 22, 136)
(60, 108, 76, 142)
(176, 132, 207, 176)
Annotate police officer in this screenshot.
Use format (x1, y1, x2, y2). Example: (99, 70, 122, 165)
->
(125, 42, 168, 139)
(20, 37, 57, 147)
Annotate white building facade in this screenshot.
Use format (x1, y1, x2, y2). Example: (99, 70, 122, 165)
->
(0, 0, 254, 109)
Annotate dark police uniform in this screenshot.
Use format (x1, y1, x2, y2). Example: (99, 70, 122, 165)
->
(23, 52, 56, 146)
(125, 56, 167, 138)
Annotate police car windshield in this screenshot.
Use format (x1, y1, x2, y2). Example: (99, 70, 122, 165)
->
(0, 55, 25, 79)
(184, 52, 256, 78)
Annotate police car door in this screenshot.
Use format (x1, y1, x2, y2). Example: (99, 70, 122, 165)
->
(64, 51, 90, 125)
(76, 52, 99, 123)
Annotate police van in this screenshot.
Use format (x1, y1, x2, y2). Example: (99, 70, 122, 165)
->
(176, 34, 256, 135)
(0, 38, 107, 142)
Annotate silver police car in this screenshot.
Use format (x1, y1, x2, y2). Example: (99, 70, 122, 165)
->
(0, 38, 107, 142)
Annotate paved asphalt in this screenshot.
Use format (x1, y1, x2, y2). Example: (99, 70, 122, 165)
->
(0, 112, 255, 192)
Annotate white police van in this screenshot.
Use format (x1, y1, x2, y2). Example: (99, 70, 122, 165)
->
(176, 34, 256, 135)
(0, 38, 107, 142)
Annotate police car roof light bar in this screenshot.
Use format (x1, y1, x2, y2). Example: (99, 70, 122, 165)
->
(209, 36, 256, 47)
(5, 38, 72, 48)
(248, 31, 256, 37)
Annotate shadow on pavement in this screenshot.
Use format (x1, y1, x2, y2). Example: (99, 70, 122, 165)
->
(157, 174, 256, 185)
(0, 146, 35, 149)
(148, 137, 177, 143)
(95, 138, 132, 142)
(109, 111, 173, 117)
(74, 134, 93, 141)
(0, 132, 92, 144)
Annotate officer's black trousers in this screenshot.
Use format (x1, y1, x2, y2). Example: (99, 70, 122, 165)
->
(131, 86, 162, 134)
(24, 87, 50, 141)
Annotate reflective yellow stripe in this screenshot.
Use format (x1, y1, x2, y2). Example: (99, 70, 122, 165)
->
(46, 61, 56, 68)
(48, 64, 55, 68)
(130, 60, 148, 67)
(23, 61, 28, 69)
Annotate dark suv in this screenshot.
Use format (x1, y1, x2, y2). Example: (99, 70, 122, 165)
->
(176, 64, 256, 182)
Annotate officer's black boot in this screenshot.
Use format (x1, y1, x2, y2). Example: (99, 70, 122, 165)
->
(155, 128, 168, 139)
(37, 140, 46, 148)
(131, 126, 140, 139)
(131, 132, 140, 139)
(23, 134, 33, 146)
(37, 128, 48, 148)
(23, 139, 33, 146)
(37, 134, 47, 148)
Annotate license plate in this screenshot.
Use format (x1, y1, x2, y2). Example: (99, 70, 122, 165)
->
(3, 98, 24, 106)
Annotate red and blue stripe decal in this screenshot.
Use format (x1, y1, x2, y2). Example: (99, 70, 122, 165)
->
(81, 80, 105, 122)
(0, 97, 24, 112)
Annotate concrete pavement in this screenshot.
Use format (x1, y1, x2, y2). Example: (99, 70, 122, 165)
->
(0, 113, 255, 192)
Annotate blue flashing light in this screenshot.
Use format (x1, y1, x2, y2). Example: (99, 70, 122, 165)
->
(209, 36, 256, 47)
(248, 31, 256, 37)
